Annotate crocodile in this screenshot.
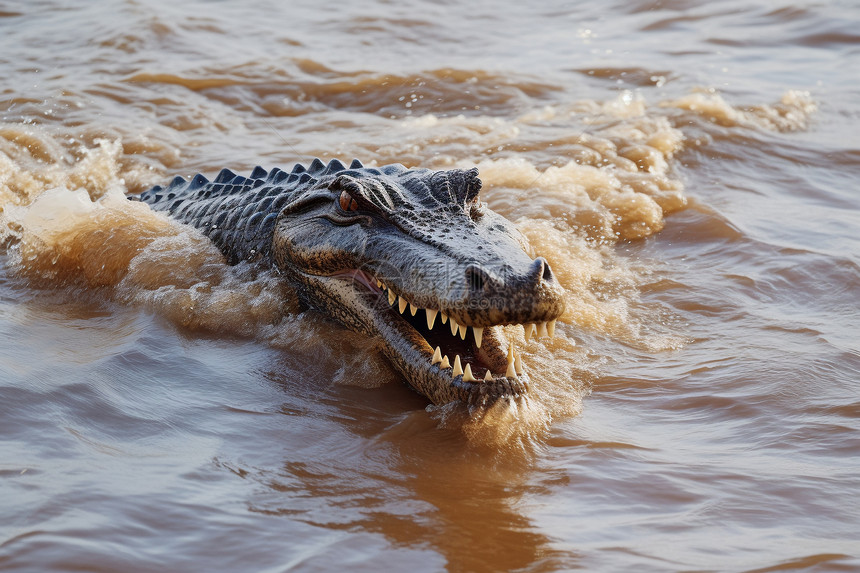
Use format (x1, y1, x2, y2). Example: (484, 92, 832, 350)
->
(134, 159, 565, 407)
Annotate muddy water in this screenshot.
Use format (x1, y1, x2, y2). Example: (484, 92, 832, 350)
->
(1, 0, 859, 571)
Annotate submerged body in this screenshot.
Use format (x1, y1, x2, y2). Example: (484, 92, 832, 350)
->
(135, 159, 565, 406)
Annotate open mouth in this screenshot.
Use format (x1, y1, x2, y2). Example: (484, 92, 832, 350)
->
(339, 269, 557, 402)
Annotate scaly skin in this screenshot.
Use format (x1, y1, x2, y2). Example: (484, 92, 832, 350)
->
(134, 159, 565, 407)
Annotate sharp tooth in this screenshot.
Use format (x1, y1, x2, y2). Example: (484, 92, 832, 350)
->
(426, 308, 438, 330)
(506, 345, 516, 378)
(452, 355, 463, 377)
(431, 346, 442, 365)
(473, 327, 483, 348)
(380, 282, 386, 291)
(376, 278, 382, 288)
(409, 302, 418, 316)
(484, 370, 492, 382)
(514, 349, 523, 375)
(440, 355, 450, 369)
(440, 312, 448, 325)
(388, 290, 396, 306)
(463, 363, 476, 382)
(547, 319, 556, 338)
(537, 321, 548, 338)
(458, 324, 467, 340)
(450, 317, 458, 337)
(398, 297, 407, 314)
(524, 323, 536, 341)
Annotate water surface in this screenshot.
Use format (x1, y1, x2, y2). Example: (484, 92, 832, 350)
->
(1, 1, 859, 571)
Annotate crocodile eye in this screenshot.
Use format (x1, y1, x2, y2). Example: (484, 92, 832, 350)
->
(338, 190, 358, 212)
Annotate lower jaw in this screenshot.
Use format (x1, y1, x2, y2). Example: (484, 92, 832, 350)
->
(367, 301, 531, 406)
(378, 340, 530, 406)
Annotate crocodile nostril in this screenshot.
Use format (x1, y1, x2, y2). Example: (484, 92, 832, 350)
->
(530, 257, 555, 284)
(465, 264, 490, 292)
(542, 260, 555, 282)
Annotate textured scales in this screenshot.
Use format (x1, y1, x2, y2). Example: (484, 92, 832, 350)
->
(137, 159, 369, 264)
(135, 158, 566, 407)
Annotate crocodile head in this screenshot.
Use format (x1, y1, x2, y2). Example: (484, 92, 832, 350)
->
(273, 161, 565, 407)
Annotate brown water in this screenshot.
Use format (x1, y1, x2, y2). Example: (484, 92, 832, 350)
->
(1, 1, 859, 571)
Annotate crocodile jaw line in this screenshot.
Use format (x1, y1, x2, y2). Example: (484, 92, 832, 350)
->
(302, 269, 557, 406)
